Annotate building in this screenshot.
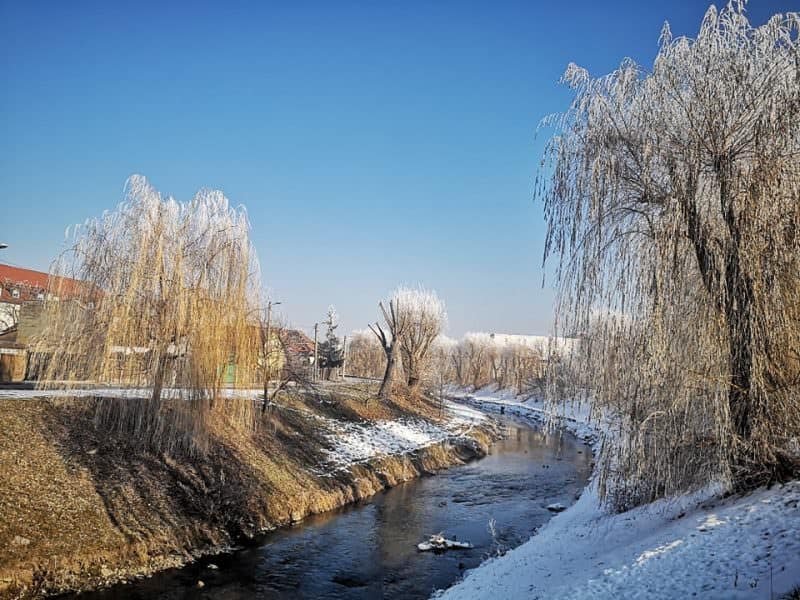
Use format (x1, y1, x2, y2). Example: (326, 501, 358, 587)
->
(279, 328, 316, 374)
(0, 263, 84, 382)
(0, 262, 319, 387)
(0, 263, 83, 331)
(488, 333, 582, 358)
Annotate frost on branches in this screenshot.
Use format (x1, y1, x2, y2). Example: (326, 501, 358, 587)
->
(369, 286, 447, 399)
(539, 3, 800, 508)
(32, 175, 261, 455)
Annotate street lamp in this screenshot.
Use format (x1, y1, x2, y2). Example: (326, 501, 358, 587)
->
(0, 244, 8, 250)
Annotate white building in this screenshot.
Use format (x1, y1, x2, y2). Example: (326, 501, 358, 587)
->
(487, 333, 581, 359)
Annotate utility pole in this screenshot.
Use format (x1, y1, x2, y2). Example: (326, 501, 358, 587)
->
(313, 322, 319, 381)
(341, 335, 347, 379)
(265, 301, 273, 402)
(262, 299, 281, 412)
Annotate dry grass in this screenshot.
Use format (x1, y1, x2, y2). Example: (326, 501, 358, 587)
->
(32, 175, 262, 457)
(0, 386, 489, 598)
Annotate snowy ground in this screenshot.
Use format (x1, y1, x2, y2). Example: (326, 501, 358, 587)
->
(437, 388, 800, 600)
(316, 400, 487, 474)
(445, 385, 599, 448)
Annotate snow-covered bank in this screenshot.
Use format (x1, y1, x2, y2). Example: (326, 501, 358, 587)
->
(438, 389, 800, 600)
(318, 401, 487, 472)
(445, 386, 600, 448)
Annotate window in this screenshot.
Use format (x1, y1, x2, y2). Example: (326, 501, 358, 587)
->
(11, 289, 19, 299)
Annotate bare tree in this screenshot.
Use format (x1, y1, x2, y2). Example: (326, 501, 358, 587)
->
(262, 325, 314, 409)
(539, 3, 800, 506)
(33, 175, 260, 455)
(449, 340, 468, 387)
(461, 333, 493, 389)
(369, 293, 411, 400)
(346, 329, 386, 379)
(255, 304, 290, 414)
(428, 335, 457, 414)
(508, 343, 545, 394)
(396, 287, 447, 391)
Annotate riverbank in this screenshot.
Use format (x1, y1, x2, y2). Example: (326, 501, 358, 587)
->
(437, 388, 800, 599)
(0, 383, 496, 599)
(75, 413, 591, 599)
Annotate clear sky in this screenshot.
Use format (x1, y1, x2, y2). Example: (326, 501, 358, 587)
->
(1, 1, 794, 338)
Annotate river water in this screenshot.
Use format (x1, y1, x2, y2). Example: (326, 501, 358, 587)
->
(77, 416, 592, 600)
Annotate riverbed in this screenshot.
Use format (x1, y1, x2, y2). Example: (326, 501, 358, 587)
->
(73, 415, 592, 599)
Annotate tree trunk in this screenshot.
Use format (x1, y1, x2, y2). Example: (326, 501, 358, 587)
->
(724, 247, 756, 442)
(683, 165, 760, 451)
(151, 350, 168, 404)
(717, 160, 761, 448)
(378, 344, 402, 400)
(406, 355, 420, 390)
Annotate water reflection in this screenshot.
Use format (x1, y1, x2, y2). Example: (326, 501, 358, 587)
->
(74, 418, 591, 600)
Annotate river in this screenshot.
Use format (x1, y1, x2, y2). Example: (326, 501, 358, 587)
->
(74, 415, 592, 599)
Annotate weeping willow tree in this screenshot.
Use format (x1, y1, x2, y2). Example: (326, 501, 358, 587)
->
(539, 3, 800, 508)
(33, 175, 261, 455)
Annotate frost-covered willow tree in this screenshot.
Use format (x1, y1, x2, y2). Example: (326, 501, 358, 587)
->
(397, 287, 447, 390)
(539, 3, 800, 507)
(33, 175, 261, 454)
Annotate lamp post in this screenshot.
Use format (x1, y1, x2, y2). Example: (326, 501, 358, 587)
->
(0, 244, 8, 250)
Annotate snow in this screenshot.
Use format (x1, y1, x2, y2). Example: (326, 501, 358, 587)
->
(318, 401, 485, 473)
(435, 389, 800, 600)
(318, 417, 452, 468)
(445, 385, 600, 449)
(418, 535, 474, 551)
(9, 385, 798, 598)
(437, 479, 800, 599)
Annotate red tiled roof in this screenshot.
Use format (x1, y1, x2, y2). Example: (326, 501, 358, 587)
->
(0, 263, 85, 304)
(280, 329, 315, 355)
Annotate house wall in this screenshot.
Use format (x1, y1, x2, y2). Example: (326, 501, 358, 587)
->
(17, 302, 45, 345)
(0, 349, 26, 382)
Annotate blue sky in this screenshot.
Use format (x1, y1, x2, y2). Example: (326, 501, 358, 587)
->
(1, 1, 793, 337)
